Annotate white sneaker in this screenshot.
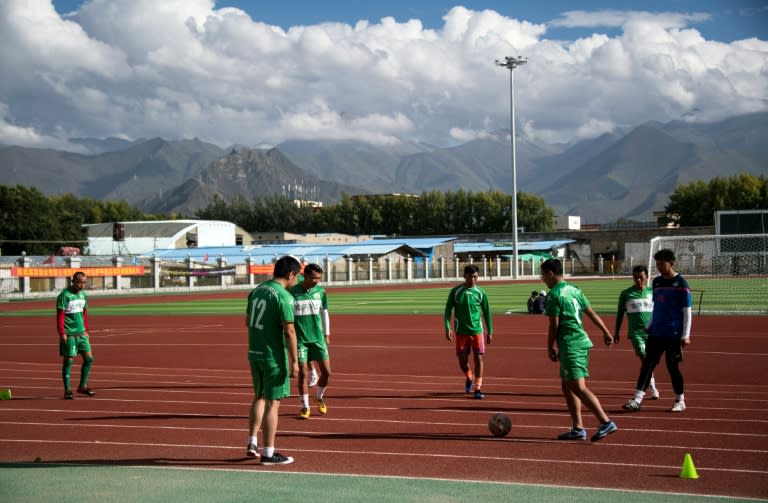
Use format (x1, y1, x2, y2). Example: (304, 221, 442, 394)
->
(308, 369, 319, 387)
(671, 400, 686, 412)
(650, 388, 660, 400)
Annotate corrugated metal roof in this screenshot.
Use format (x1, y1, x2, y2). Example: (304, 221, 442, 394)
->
(454, 240, 575, 253)
(151, 242, 423, 265)
(359, 237, 456, 248)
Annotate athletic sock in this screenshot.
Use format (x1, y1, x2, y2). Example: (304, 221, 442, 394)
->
(632, 389, 644, 402)
(675, 393, 685, 402)
(316, 386, 326, 400)
(62, 358, 73, 390)
(649, 376, 657, 392)
(300, 394, 309, 408)
(262, 447, 274, 458)
(79, 356, 93, 388)
(249, 436, 258, 447)
(474, 377, 483, 391)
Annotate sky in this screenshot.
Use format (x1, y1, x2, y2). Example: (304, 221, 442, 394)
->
(0, 0, 766, 152)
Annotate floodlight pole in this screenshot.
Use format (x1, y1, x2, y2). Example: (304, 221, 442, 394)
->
(495, 56, 527, 279)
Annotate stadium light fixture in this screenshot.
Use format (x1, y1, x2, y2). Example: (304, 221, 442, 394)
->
(495, 56, 527, 279)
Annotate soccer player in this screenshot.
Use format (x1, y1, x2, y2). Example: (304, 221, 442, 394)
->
(614, 265, 660, 402)
(245, 255, 300, 465)
(623, 249, 693, 413)
(57, 271, 96, 399)
(444, 264, 493, 399)
(290, 263, 332, 419)
(540, 258, 618, 442)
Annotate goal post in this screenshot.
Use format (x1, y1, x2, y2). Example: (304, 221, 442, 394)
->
(648, 234, 768, 314)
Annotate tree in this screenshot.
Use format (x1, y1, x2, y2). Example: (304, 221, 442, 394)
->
(663, 173, 768, 227)
(517, 192, 555, 233)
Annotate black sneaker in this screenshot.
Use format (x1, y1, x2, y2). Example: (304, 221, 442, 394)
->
(246, 443, 258, 458)
(64, 390, 74, 400)
(260, 452, 294, 466)
(77, 387, 96, 396)
(473, 390, 485, 399)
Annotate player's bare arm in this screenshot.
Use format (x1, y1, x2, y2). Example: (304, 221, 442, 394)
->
(586, 307, 613, 346)
(547, 316, 559, 362)
(613, 306, 624, 344)
(283, 321, 299, 378)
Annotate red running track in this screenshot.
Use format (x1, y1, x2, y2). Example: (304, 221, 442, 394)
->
(0, 311, 767, 498)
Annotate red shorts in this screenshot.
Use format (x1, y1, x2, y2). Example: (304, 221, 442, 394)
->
(455, 334, 485, 356)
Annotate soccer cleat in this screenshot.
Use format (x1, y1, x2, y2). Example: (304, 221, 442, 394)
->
(557, 428, 587, 440)
(591, 420, 618, 441)
(649, 388, 660, 400)
(465, 378, 473, 393)
(671, 400, 686, 412)
(77, 386, 96, 396)
(308, 369, 319, 387)
(314, 397, 327, 415)
(299, 407, 311, 419)
(473, 390, 485, 400)
(64, 390, 74, 400)
(260, 452, 294, 466)
(622, 399, 642, 411)
(246, 443, 259, 458)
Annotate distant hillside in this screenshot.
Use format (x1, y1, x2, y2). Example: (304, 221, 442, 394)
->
(0, 137, 224, 205)
(141, 147, 368, 215)
(277, 138, 433, 194)
(537, 112, 768, 222)
(1, 112, 766, 223)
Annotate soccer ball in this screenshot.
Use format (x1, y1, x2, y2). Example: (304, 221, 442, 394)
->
(488, 413, 512, 437)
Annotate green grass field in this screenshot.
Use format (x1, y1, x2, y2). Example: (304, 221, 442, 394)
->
(3, 277, 766, 316)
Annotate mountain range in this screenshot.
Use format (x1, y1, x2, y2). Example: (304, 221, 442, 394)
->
(1, 112, 765, 223)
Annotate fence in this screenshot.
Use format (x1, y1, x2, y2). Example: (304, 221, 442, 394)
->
(1, 253, 576, 299)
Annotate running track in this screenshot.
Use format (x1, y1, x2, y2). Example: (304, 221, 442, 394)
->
(0, 306, 766, 499)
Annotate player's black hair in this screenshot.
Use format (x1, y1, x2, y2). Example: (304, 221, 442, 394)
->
(273, 255, 301, 279)
(653, 249, 676, 263)
(463, 264, 479, 275)
(632, 265, 649, 275)
(72, 271, 87, 282)
(540, 258, 563, 276)
(304, 263, 323, 275)
(531, 290, 539, 296)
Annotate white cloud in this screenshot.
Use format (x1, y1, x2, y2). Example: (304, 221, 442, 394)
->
(0, 1, 765, 150)
(550, 10, 711, 30)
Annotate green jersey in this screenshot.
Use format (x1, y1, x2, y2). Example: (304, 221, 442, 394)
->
(290, 283, 328, 344)
(246, 280, 295, 363)
(56, 287, 88, 335)
(444, 284, 493, 336)
(545, 281, 593, 350)
(617, 285, 653, 340)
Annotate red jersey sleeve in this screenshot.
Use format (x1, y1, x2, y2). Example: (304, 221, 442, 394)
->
(57, 309, 65, 336)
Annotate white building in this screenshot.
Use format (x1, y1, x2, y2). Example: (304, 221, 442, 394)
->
(85, 220, 240, 255)
(554, 215, 581, 231)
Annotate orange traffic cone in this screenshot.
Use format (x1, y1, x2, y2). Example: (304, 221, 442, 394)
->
(680, 452, 699, 479)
